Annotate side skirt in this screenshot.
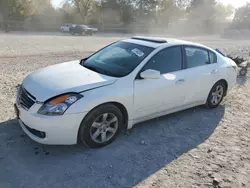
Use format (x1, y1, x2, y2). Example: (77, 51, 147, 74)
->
(128, 101, 205, 129)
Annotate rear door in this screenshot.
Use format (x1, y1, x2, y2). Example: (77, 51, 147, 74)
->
(182, 46, 219, 105)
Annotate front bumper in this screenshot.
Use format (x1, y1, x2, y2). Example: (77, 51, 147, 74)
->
(16, 104, 88, 145)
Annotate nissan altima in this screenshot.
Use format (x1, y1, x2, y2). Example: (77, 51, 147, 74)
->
(15, 36, 237, 148)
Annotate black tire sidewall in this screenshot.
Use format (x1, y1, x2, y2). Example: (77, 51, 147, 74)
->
(78, 104, 124, 148)
(206, 82, 226, 108)
(240, 68, 247, 76)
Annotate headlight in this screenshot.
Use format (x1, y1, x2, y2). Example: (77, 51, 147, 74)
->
(38, 93, 83, 116)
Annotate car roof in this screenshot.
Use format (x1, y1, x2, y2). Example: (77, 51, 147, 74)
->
(123, 36, 209, 49)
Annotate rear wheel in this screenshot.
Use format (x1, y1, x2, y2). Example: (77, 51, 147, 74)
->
(205, 81, 226, 108)
(78, 104, 124, 148)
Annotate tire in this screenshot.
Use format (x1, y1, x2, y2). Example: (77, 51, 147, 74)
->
(205, 81, 226, 108)
(78, 104, 124, 148)
(239, 68, 247, 76)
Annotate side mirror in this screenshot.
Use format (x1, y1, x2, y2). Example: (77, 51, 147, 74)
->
(140, 69, 160, 79)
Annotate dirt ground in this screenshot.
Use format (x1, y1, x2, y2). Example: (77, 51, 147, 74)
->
(0, 32, 249, 188)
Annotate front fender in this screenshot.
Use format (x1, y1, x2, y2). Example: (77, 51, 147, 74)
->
(65, 84, 134, 121)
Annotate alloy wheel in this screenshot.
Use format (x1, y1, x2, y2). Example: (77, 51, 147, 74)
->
(211, 85, 224, 105)
(90, 113, 118, 143)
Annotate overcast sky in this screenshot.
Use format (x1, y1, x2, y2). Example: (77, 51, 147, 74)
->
(51, 0, 250, 8)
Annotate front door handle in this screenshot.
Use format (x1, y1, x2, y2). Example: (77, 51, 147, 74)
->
(211, 70, 218, 74)
(175, 79, 185, 84)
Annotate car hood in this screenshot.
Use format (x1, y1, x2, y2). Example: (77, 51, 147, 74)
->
(22, 60, 117, 102)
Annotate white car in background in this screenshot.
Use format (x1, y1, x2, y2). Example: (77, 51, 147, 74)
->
(60, 23, 74, 32)
(15, 36, 237, 148)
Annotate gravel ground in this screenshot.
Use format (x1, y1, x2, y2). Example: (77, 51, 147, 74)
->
(0, 32, 249, 188)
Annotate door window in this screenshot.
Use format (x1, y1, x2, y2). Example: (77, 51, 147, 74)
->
(142, 46, 182, 74)
(184, 47, 210, 68)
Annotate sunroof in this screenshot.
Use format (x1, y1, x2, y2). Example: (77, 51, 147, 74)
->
(131, 36, 167, 43)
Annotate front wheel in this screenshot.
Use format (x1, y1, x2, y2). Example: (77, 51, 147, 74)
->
(205, 82, 226, 108)
(78, 104, 124, 148)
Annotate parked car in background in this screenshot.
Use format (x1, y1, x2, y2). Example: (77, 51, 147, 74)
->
(84, 25, 98, 33)
(69, 24, 94, 36)
(60, 23, 74, 32)
(15, 36, 237, 148)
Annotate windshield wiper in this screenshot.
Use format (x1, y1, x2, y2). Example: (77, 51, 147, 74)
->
(80, 60, 119, 77)
(83, 64, 101, 73)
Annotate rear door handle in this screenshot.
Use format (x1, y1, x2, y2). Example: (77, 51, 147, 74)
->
(211, 70, 218, 74)
(175, 79, 185, 84)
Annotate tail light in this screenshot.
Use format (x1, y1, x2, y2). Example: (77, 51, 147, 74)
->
(227, 57, 238, 72)
(231, 64, 238, 72)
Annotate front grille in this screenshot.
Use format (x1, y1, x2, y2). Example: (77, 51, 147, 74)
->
(18, 86, 36, 110)
(24, 124, 46, 138)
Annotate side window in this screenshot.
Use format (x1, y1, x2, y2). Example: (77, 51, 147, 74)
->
(184, 47, 210, 68)
(209, 51, 217, 63)
(142, 46, 182, 74)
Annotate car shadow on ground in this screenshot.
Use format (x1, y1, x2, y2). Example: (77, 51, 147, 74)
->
(0, 105, 225, 188)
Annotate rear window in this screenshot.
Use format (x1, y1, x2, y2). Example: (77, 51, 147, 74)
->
(185, 47, 210, 68)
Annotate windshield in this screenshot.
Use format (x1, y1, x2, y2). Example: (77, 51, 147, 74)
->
(81, 41, 154, 77)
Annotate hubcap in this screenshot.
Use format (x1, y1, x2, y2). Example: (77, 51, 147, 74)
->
(241, 70, 246, 75)
(211, 85, 224, 105)
(90, 113, 118, 143)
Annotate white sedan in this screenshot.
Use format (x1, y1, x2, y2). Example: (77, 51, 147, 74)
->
(60, 23, 74, 32)
(15, 36, 237, 148)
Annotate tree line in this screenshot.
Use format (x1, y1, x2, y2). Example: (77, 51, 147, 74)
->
(0, 0, 249, 33)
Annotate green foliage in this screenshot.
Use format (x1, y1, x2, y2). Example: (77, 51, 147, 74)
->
(67, 0, 97, 22)
(186, 0, 235, 34)
(0, 0, 53, 20)
(215, 3, 234, 20)
(231, 3, 250, 29)
(0, 0, 243, 33)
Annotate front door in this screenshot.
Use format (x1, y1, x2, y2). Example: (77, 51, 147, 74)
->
(133, 46, 187, 120)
